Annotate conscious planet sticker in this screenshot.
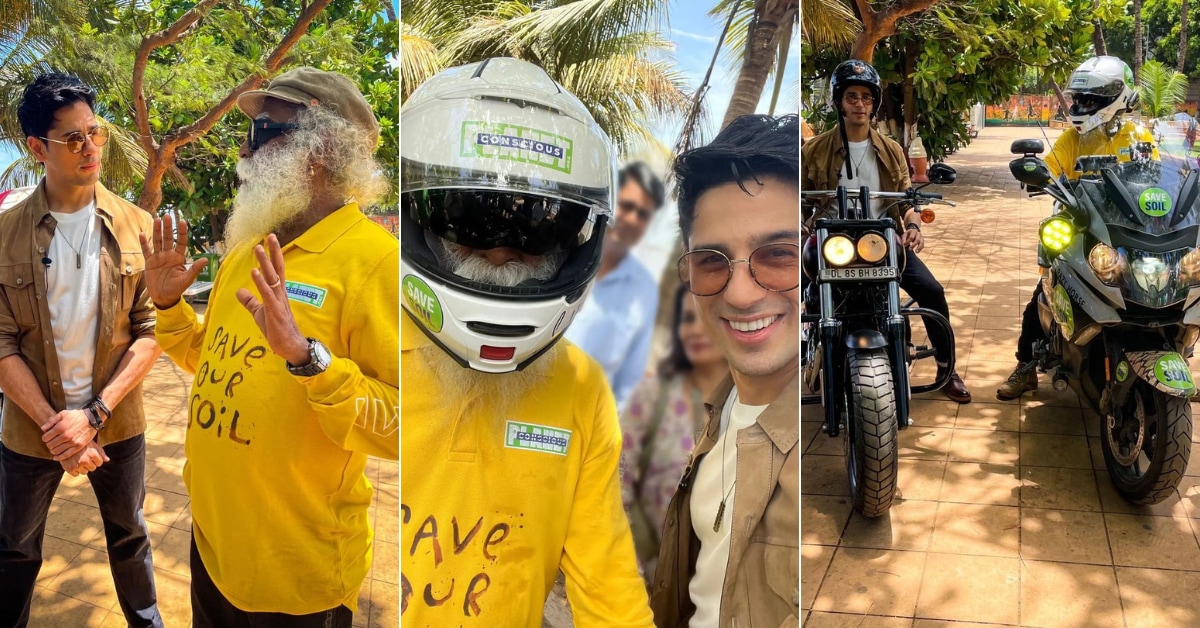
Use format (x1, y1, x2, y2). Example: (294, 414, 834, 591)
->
(403, 275, 443, 333)
(1139, 188, 1172, 218)
(1153, 353, 1194, 390)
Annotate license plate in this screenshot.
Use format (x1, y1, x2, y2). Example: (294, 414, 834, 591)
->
(820, 266, 899, 281)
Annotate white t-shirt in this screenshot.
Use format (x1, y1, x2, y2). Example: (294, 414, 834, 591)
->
(838, 139, 885, 219)
(48, 202, 101, 409)
(688, 388, 769, 627)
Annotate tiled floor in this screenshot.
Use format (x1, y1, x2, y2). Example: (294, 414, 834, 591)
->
(802, 126, 1200, 626)
(27, 354, 398, 627)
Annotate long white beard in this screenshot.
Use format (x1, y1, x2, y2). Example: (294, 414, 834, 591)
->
(226, 143, 313, 248)
(436, 238, 560, 287)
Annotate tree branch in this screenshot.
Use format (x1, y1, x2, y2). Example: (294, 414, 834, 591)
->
(164, 0, 333, 150)
(132, 0, 221, 153)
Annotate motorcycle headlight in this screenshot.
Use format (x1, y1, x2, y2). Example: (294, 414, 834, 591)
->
(1040, 216, 1074, 252)
(1182, 249, 1200, 286)
(823, 235, 856, 267)
(1130, 255, 1171, 293)
(1088, 243, 1124, 284)
(856, 233, 888, 263)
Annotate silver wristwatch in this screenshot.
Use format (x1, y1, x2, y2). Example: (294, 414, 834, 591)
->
(286, 338, 332, 377)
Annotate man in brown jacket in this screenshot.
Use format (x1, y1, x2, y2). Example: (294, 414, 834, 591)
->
(0, 74, 163, 627)
(650, 114, 799, 626)
(801, 59, 971, 403)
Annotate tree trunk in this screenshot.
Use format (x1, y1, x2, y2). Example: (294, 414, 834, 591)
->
(1092, 19, 1107, 55)
(850, 0, 940, 62)
(902, 40, 917, 153)
(1180, 0, 1190, 73)
(1048, 78, 1070, 119)
(1134, 0, 1144, 77)
(132, 0, 333, 211)
(721, 0, 793, 129)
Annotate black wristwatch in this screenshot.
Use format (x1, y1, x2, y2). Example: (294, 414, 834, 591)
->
(286, 338, 332, 377)
(906, 223, 921, 232)
(84, 405, 106, 432)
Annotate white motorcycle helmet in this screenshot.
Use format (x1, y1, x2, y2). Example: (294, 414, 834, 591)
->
(400, 57, 616, 373)
(1065, 56, 1140, 135)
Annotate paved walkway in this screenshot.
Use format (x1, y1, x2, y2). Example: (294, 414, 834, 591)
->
(802, 125, 1200, 626)
(26, 353, 398, 627)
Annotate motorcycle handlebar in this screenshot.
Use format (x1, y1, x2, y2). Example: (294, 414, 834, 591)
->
(801, 189, 949, 203)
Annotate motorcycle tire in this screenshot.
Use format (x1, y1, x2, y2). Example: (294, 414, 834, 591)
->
(846, 348, 899, 517)
(1102, 382, 1192, 505)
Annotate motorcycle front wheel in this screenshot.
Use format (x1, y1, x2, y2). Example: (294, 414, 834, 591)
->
(1102, 381, 1192, 505)
(846, 348, 899, 517)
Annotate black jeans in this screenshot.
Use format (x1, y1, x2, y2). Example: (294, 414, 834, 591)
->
(1017, 282, 1046, 363)
(191, 535, 353, 628)
(0, 436, 161, 628)
(901, 248, 955, 367)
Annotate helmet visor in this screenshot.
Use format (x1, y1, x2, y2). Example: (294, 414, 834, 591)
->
(404, 189, 594, 256)
(1069, 93, 1118, 117)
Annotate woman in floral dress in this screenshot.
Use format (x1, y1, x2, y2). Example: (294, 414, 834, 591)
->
(620, 286, 728, 582)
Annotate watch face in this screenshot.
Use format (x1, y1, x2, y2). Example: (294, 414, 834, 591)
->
(313, 341, 332, 367)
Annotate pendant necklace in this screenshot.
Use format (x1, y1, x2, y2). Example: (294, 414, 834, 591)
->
(56, 218, 90, 269)
(713, 391, 738, 533)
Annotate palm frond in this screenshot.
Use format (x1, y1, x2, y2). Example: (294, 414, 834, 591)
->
(799, 0, 859, 49)
(401, 23, 442, 102)
(1138, 59, 1189, 118)
(97, 118, 149, 195)
(0, 152, 42, 190)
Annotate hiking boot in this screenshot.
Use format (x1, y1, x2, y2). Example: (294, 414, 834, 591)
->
(996, 363, 1038, 400)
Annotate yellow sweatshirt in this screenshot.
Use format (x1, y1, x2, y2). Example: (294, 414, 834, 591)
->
(156, 204, 399, 614)
(400, 315, 653, 627)
(1046, 119, 1159, 180)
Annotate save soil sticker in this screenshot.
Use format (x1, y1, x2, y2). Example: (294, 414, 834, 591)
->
(1052, 284, 1075, 338)
(1138, 188, 1172, 218)
(1153, 354, 1194, 390)
(404, 275, 443, 333)
(1115, 360, 1130, 383)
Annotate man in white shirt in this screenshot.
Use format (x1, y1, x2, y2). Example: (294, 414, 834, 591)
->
(0, 73, 163, 627)
(565, 162, 663, 409)
(650, 114, 799, 626)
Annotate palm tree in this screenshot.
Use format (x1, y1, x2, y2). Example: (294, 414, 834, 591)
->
(0, 2, 156, 194)
(1138, 59, 1188, 119)
(1179, 0, 1189, 73)
(719, 0, 799, 128)
(401, 0, 690, 157)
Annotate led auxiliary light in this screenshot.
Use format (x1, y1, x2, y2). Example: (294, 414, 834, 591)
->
(1040, 217, 1074, 252)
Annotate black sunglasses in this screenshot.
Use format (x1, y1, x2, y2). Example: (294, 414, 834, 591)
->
(246, 120, 297, 152)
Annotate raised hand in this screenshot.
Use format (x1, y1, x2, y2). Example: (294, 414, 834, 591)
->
(236, 234, 311, 366)
(138, 214, 208, 309)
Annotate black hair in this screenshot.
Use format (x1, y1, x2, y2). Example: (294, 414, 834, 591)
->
(657, 285, 694, 378)
(618, 161, 665, 209)
(673, 114, 799, 243)
(18, 73, 98, 141)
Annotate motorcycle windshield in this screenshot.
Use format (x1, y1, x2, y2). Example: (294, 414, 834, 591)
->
(1068, 142, 1200, 308)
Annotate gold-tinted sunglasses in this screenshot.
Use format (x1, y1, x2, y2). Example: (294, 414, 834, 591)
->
(38, 126, 110, 154)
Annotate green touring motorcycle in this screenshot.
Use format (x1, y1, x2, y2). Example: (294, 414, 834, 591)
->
(1010, 137, 1199, 504)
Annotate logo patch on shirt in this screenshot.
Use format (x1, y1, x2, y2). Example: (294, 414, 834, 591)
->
(285, 281, 327, 308)
(504, 420, 571, 456)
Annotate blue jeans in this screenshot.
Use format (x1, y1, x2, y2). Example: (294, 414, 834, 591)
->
(0, 435, 162, 628)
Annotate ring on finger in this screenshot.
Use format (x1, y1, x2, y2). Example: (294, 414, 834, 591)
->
(268, 279, 281, 289)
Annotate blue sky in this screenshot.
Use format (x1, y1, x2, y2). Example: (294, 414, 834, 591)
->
(634, 0, 801, 279)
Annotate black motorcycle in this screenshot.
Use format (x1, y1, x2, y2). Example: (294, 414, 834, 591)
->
(801, 163, 957, 517)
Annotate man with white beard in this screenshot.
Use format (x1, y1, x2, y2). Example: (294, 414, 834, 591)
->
(139, 67, 398, 626)
(399, 58, 653, 627)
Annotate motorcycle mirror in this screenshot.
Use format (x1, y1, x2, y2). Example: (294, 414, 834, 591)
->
(1011, 139, 1044, 155)
(1009, 156, 1053, 187)
(927, 163, 956, 185)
